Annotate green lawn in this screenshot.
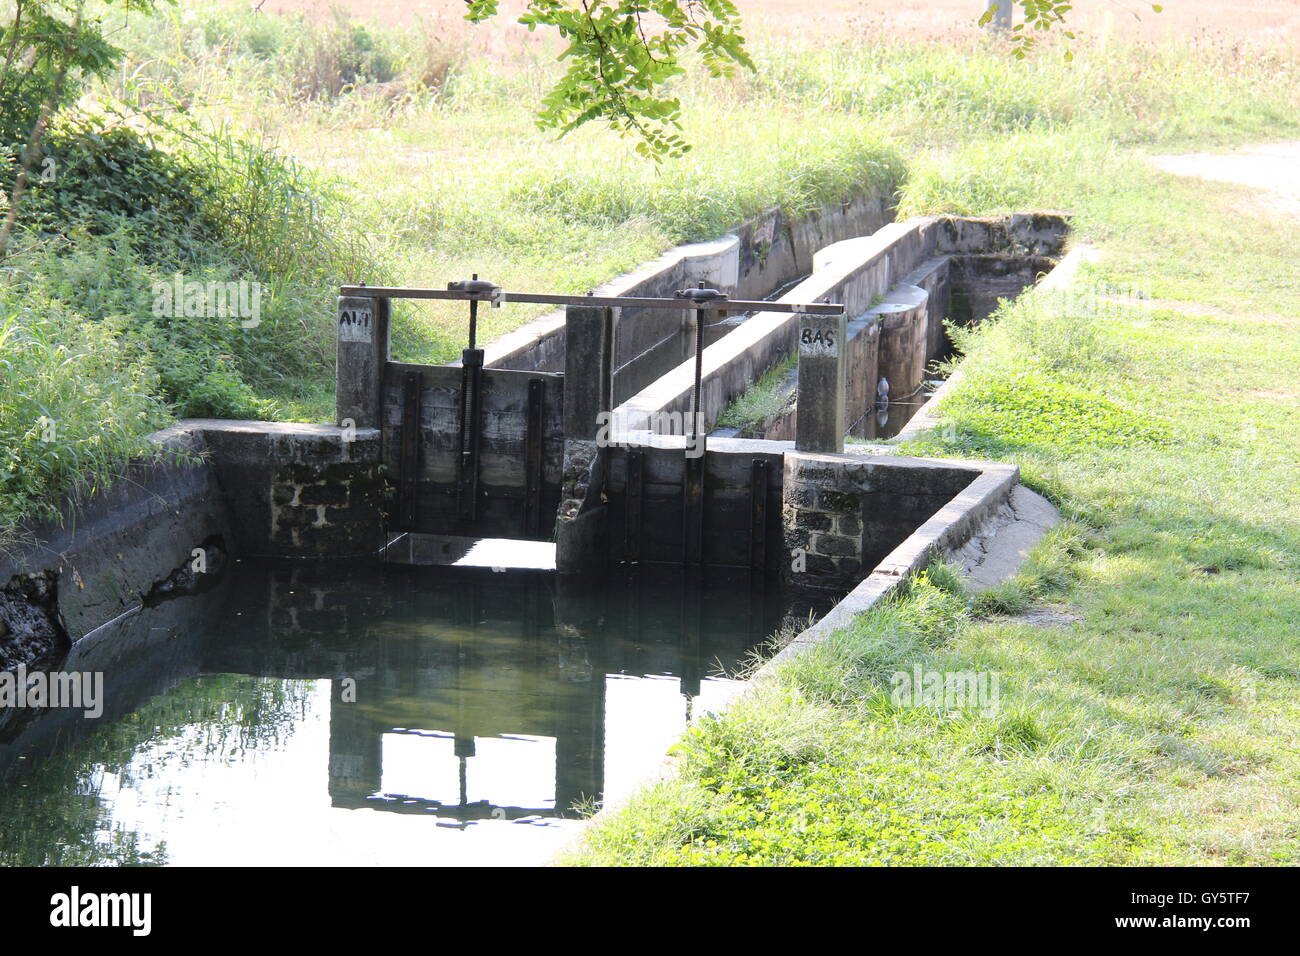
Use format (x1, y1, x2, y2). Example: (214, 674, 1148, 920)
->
(567, 158, 1300, 865)
(4, 5, 1300, 863)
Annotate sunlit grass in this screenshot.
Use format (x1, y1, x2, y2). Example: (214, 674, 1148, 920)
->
(568, 165, 1300, 864)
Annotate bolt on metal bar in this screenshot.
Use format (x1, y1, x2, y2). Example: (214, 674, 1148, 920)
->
(338, 284, 844, 316)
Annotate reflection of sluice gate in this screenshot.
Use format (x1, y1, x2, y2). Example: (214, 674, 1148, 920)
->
(326, 684, 600, 822)
(197, 564, 801, 820)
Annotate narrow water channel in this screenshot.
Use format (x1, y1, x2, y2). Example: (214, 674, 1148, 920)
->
(0, 559, 835, 866)
(854, 377, 947, 440)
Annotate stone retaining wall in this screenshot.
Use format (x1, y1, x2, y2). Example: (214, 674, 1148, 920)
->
(0, 420, 382, 644)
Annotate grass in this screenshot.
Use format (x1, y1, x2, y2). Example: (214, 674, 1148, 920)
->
(5, 1, 916, 546)
(715, 352, 795, 431)
(566, 158, 1300, 863)
(4, 1, 1300, 863)
(99, 1, 1300, 374)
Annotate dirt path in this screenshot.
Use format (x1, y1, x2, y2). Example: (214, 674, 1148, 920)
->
(1148, 142, 1300, 217)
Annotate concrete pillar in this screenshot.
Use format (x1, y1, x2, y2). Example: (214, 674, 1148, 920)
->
(795, 312, 848, 453)
(874, 284, 930, 403)
(845, 319, 881, 439)
(558, 304, 615, 575)
(563, 304, 615, 439)
(336, 294, 390, 429)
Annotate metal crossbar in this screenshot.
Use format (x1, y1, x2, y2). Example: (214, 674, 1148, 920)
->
(344, 277, 846, 565)
(338, 284, 844, 316)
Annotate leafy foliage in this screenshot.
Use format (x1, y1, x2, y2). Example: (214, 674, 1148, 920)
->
(0, 0, 145, 147)
(0, 298, 170, 537)
(21, 119, 212, 252)
(465, 0, 752, 159)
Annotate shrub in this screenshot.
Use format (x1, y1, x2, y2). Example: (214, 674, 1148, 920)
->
(0, 299, 170, 547)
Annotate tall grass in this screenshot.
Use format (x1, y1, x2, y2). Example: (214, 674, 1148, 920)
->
(4, 0, 1299, 552)
(0, 302, 170, 546)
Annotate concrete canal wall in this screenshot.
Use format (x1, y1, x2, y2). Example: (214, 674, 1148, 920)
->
(1, 207, 1067, 661)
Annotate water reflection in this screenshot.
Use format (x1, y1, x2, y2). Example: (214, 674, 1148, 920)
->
(0, 561, 833, 865)
(854, 379, 945, 441)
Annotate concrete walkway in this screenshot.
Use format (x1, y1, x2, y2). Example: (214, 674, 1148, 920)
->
(1148, 141, 1300, 217)
(949, 484, 1061, 593)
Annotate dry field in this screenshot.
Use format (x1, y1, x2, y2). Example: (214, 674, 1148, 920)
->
(259, 0, 1300, 48)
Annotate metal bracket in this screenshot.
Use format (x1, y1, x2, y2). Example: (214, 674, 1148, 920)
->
(523, 377, 545, 538)
(457, 348, 484, 525)
(625, 448, 644, 562)
(399, 372, 421, 530)
(673, 285, 728, 304)
(446, 277, 500, 298)
(683, 452, 704, 566)
(750, 458, 769, 580)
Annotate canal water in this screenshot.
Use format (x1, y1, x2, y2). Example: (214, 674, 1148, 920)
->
(0, 559, 834, 866)
(854, 377, 947, 441)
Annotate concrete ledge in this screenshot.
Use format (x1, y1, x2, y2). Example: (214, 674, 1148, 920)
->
(177, 420, 384, 559)
(760, 457, 1016, 667)
(611, 216, 943, 438)
(0, 427, 230, 641)
(1, 419, 386, 643)
(472, 192, 895, 376)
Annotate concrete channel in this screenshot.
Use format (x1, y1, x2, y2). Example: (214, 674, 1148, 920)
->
(0, 198, 1078, 863)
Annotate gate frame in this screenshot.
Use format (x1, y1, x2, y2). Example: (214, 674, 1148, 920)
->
(337, 282, 845, 551)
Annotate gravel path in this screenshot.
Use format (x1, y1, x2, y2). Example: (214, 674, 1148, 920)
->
(1149, 142, 1300, 217)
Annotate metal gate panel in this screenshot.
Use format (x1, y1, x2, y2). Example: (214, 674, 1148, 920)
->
(382, 362, 564, 540)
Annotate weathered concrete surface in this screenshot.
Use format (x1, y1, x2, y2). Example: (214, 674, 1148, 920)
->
(185, 420, 384, 558)
(901, 256, 952, 365)
(379, 364, 565, 541)
(946, 254, 1058, 325)
(781, 451, 999, 591)
(844, 317, 881, 438)
(774, 457, 1019, 657)
(563, 305, 615, 441)
(1, 418, 386, 654)
(0, 426, 232, 642)
(949, 484, 1061, 592)
(615, 217, 943, 441)
(598, 439, 786, 572)
(933, 213, 1070, 258)
(336, 294, 391, 429)
(811, 217, 940, 317)
(871, 283, 930, 400)
(474, 190, 894, 389)
(795, 312, 848, 453)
